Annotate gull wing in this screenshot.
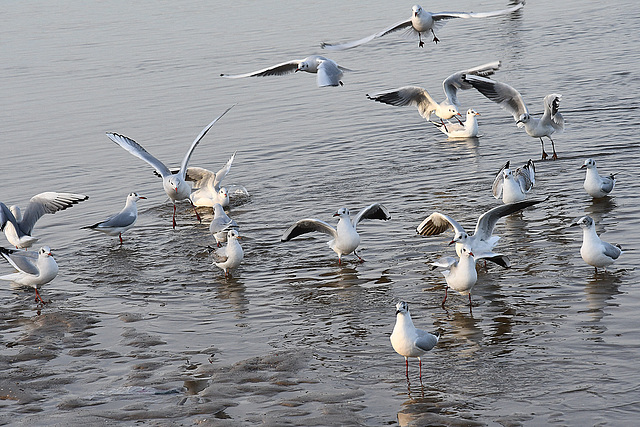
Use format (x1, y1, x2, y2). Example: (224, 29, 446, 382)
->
(210, 216, 237, 234)
(107, 132, 172, 178)
(543, 94, 565, 132)
(367, 86, 437, 120)
(19, 192, 89, 235)
(352, 203, 391, 230)
(281, 219, 337, 242)
(602, 242, 622, 260)
(442, 61, 501, 110)
(514, 160, 535, 193)
(90, 210, 136, 229)
(0, 247, 39, 275)
(416, 212, 465, 237)
(321, 18, 412, 51)
(474, 199, 544, 241)
(463, 75, 528, 122)
(0, 202, 19, 233)
(492, 161, 510, 199)
(432, 2, 524, 20)
(600, 175, 616, 194)
(220, 60, 301, 78)
(213, 151, 236, 191)
(431, 256, 459, 269)
(179, 105, 235, 179)
(183, 167, 215, 188)
(415, 331, 439, 352)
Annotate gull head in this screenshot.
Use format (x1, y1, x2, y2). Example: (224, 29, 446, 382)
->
(412, 5, 423, 17)
(296, 59, 313, 73)
(218, 187, 229, 198)
(333, 207, 350, 218)
(503, 168, 514, 181)
(227, 229, 241, 240)
(39, 246, 53, 258)
(450, 232, 469, 245)
(580, 158, 596, 170)
(395, 301, 409, 315)
(516, 113, 531, 126)
(167, 177, 179, 193)
(128, 192, 146, 202)
(460, 245, 474, 258)
(571, 216, 594, 230)
(212, 203, 226, 217)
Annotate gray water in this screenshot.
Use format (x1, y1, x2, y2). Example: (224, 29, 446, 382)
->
(1, 0, 639, 425)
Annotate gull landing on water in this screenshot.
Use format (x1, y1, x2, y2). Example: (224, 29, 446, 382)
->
(580, 158, 617, 198)
(106, 105, 234, 229)
(321, 2, 525, 50)
(366, 61, 501, 129)
(221, 55, 351, 87)
(83, 192, 145, 244)
(0, 246, 58, 304)
(214, 229, 244, 278)
(0, 192, 89, 249)
(390, 302, 439, 378)
(492, 160, 536, 204)
(462, 74, 564, 160)
(570, 216, 622, 273)
(416, 199, 545, 268)
(281, 203, 391, 264)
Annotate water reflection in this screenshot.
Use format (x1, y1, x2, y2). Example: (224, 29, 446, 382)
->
(214, 277, 248, 316)
(583, 271, 623, 323)
(584, 196, 617, 225)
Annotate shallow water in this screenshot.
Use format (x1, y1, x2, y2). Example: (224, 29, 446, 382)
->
(1, 0, 639, 425)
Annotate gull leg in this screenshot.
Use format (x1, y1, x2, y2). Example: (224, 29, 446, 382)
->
(119, 233, 123, 245)
(431, 29, 440, 44)
(418, 33, 424, 48)
(540, 138, 548, 160)
(441, 287, 449, 308)
(172, 204, 177, 229)
(405, 358, 409, 377)
(354, 250, 364, 262)
(549, 136, 558, 160)
(419, 357, 422, 379)
(456, 116, 464, 125)
(34, 288, 46, 304)
(190, 201, 202, 223)
(440, 119, 449, 133)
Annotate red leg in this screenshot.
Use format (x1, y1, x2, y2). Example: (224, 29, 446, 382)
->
(172, 204, 177, 229)
(419, 358, 422, 378)
(405, 358, 409, 377)
(441, 287, 448, 308)
(119, 233, 123, 245)
(190, 201, 201, 223)
(34, 288, 45, 304)
(540, 138, 548, 160)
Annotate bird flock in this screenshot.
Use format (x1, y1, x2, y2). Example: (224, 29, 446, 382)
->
(0, 2, 625, 379)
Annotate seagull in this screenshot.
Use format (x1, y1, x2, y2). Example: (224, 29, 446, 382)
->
(433, 109, 481, 138)
(214, 229, 244, 278)
(210, 203, 239, 247)
(281, 203, 391, 264)
(321, 3, 524, 50)
(366, 61, 501, 128)
(221, 55, 350, 87)
(83, 192, 146, 244)
(431, 246, 478, 308)
(0, 246, 58, 303)
(186, 152, 236, 208)
(106, 105, 234, 229)
(492, 160, 535, 204)
(390, 301, 439, 378)
(1, 192, 89, 249)
(570, 216, 622, 273)
(416, 199, 544, 267)
(462, 74, 564, 160)
(580, 158, 616, 198)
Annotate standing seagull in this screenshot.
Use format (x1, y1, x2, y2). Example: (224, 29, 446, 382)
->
(492, 160, 536, 204)
(214, 229, 244, 278)
(321, 3, 524, 50)
(463, 74, 564, 160)
(221, 55, 350, 87)
(390, 301, 439, 378)
(367, 61, 501, 129)
(1, 192, 89, 249)
(431, 246, 478, 308)
(281, 203, 391, 264)
(570, 216, 622, 273)
(106, 105, 234, 229)
(416, 199, 544, 267)
(0, 246, 58, 303)
(83, 192, 146, 244)
(210, 203, 239, 247)
(186, 152, 236, 208)
(580, 158, 616, 198)
(433, 109, 481, 138)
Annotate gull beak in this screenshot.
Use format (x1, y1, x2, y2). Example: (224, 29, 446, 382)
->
(236, 235, 242, 240)
(333, 213, 339, 217)
(469, 252, 474, 257)
(569, 222, 578, 227)
(515, 119, 522, 125)
(295, 68, 300, 73)
(414, 11, 418, 17)
(475, 112, 481, 116)
(448, 240, 455, 245)
(457, 112, 462, 116)
(579, 165, 586, 170)
(48, 251, 53, 256)
(139, 196, 147, 199)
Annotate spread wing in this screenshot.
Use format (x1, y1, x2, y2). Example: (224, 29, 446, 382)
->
(463, 75, 528, 122)
(366, 86, 437, 120)
(213, 151, 236, 191)
(19, 192, 89, 235)
(442, 61, 501, 110)
(474, 199, 544, 241)
(281, 219, 337, 242)
(514, 160, 535, 193)
(0, 202, 19, 233)
(220, 60, 301, 78)
(179, 105, 235, 179)
(430, 256, 459, 269)
(106, 132, 172, 177)
(432, 2, 524, 20)
(416, 212, 465, 237)
(317, 59, 343, 87)
(492, 161, 510, 199)
(352, 203, 391, 230)
(0, 247, 39, 275)
(320, 19, 412, 50)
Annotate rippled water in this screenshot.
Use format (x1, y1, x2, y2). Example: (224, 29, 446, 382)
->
(1, 0, 639, 425)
